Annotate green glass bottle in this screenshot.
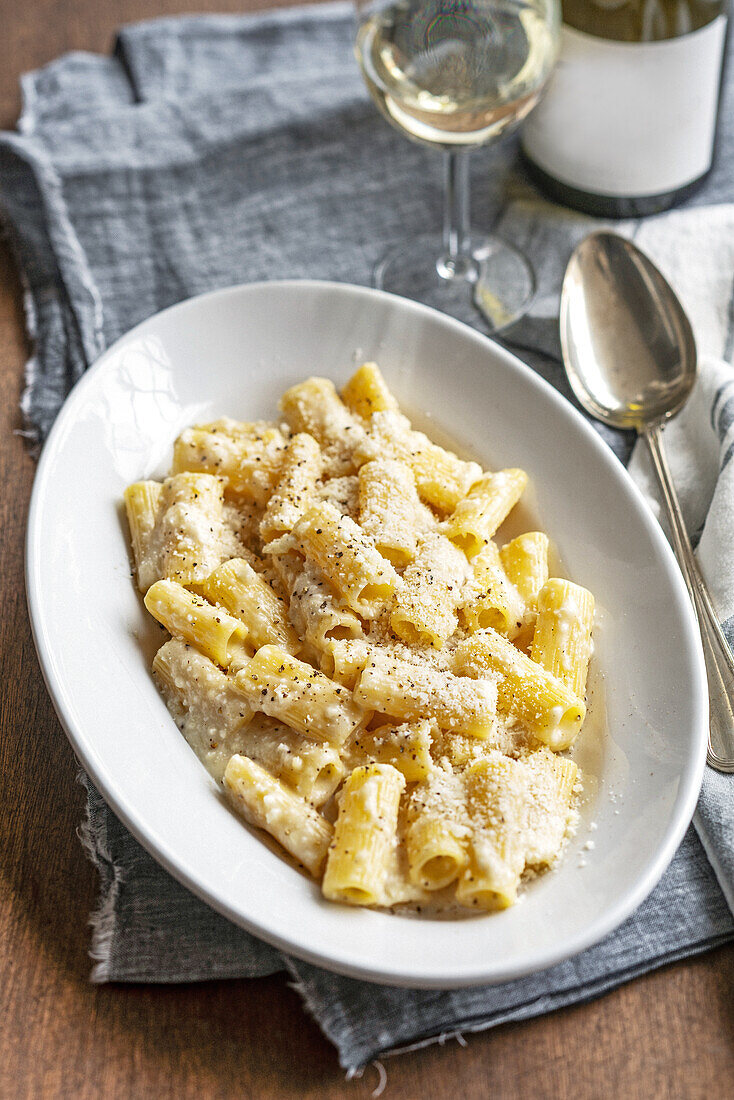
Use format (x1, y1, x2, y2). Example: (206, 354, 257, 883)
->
(522, 0, 729, 216)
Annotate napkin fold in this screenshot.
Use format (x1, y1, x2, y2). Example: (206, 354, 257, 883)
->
(2, 4, 733, 1073)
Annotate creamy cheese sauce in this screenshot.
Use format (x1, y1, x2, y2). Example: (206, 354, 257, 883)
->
(134, 373, 600, 917)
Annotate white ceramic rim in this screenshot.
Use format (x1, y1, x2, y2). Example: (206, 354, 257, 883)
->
(26, 280, 709, 988)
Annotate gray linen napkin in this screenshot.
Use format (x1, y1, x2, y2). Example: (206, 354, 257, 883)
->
(2, 4, 733, 1073)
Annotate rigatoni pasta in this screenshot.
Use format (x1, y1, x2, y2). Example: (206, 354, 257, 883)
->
(358, 458, 428, 567)
(172, 421, 287, 505)
(499, 531, 550, 610)
(276, 554, 363, 651)
(285, 500, 398, 617)
(233, 645, 369, 746)
(125, 472, 242, 592)
(405, 768, 469, 892)
(348, 720, 435, 783)
(355, 408, 482, 512)
(200, 557, 299, 654)
(259, 432, 322, 544)
(144, 579, 251, 669)
(125, 360, 595, 915)
(322, 763, 405, 906)
(224, 754, 333, 876)
(279, 377, 365, 474)
(457, 754, 527, 910)
(531, 579, 595, 699)
(460, 539, 525, 639)
(152, 638, 253, 781)
(391, 532, 470, 648)
(443, 468, 528, 557)
(454, 628, 586, 751)
(235, 714, 345, 808)
(341, 361, 400, 419)
(124, 480, 163, 592)
(353, 650, 497, 739)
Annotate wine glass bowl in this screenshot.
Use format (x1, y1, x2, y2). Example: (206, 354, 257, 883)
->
(356, 0, 559, 150)
(354, 0, 560, 330)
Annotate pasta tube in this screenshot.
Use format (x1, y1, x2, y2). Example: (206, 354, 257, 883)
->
(156, 473, 234, 586)
(456, 754, 526, 910)
(406, 808, 469, 891)
(289, 501, 398, 617)
(200, 558, 299, 654)
(125, 473, 241, 591)
(224, 754, 333, 877)
(429, 728, 495, 771)
(144, 580, 250, 669)
(152, 638, 253, 781)
(124, 480, 163, 592)
(172, 422, 287, 505)
(341, 361, 400, 419)
(322, 764, 405, 906)
(499, 532, 550, 610)
(272, 552, 363, 651)
(279, 377, 365, 466)
(391, 533, 470, 647)
(531, 579, 595, 699)
(454, 629, 585, 751)
(353, 651, 497, 738)
(259, 432, 322, 544)
(358, 458, 428, 567)
(350, 719, 435, 782)
(443, 469, 528, 558)
(236, 714, 344, 807)
(234, 645, 368, 746)
(315, 474, 360, 520)
(520, 748, 579, 866)
(355, 410, 482, 512)
(461, 540, 525, 638)
(320, 637, 373, 687)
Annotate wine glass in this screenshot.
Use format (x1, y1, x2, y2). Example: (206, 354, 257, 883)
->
(354, 0, 560, 331)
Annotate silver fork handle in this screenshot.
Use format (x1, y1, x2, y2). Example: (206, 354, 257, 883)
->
(645, 425, 734, 772)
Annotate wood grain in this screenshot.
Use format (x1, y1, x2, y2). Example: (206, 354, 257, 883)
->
(0, 2, 732, 1096)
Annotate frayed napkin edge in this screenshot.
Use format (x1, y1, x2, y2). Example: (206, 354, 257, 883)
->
(284, 933, 733, 1074)
(76, 769, 123, 984)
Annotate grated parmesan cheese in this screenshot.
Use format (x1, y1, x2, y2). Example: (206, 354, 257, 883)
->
(134, 365, 592, 917)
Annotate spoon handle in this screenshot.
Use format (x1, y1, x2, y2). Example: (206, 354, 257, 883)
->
(645, 426, 734, 772)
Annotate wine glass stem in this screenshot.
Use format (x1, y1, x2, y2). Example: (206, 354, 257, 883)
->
(442, 151, 472, 274)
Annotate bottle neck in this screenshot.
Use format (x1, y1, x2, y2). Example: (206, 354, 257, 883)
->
(561, 0, 726, 42)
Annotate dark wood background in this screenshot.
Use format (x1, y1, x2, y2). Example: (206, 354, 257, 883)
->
(1, 2, 732, 1096)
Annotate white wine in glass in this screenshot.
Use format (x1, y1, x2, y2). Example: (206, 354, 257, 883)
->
(354, 0, 560, 330)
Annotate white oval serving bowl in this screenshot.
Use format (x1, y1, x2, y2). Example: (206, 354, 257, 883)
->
(27, 281, 707, 988)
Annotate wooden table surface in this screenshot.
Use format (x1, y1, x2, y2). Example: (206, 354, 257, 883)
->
(1, 2, 732, 1096)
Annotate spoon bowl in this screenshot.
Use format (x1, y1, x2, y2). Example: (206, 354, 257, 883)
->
(560, 230, 734, 772)
(560, 232, 698, 430)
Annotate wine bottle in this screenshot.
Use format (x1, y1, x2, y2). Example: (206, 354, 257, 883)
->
(521, 0, 729, 217)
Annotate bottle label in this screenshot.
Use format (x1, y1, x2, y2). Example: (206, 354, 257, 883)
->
(522, 17, 727, 198)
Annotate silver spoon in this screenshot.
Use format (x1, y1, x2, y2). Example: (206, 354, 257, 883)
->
(560, 230, 734, 773)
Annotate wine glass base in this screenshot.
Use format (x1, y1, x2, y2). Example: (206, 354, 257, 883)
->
(373, 231, 536, 334)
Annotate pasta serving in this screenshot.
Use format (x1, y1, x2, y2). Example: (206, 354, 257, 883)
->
(125, 362, 594, 913)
